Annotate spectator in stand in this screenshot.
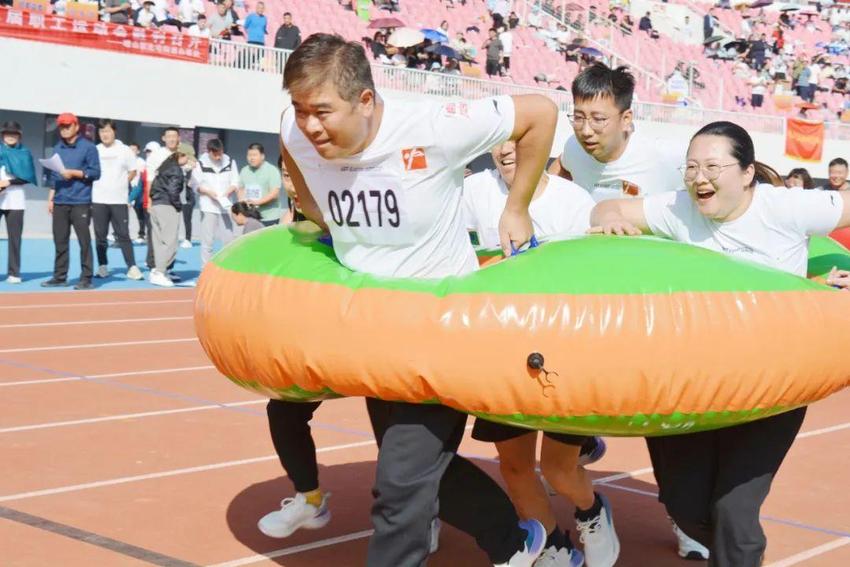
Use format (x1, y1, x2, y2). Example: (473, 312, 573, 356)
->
(92, 119, 142, 281)
(192, 138, 239, 266)
(482, 28, 503, 78)
(0, 120, 36, 285)
(786, 168, 815, 189)
(499, 25, 513, 76)
(178, 0, 204, 29)
(639, 12, 653, 34)
(274, 12, 301, 50)
(135, 1, 159, 28)
(105, 0, 131, 24)
(237, 143, 280, 227)
(149, 143, 195, 287)
(244, 1, 268, 47)
(508, 11, 520, 29)
(221, 0, 244, 38)
(189, 14, 211, 38)
(745, 34, 768, 71)
(209, 1, 235, 40)
(808, 57, 823, 97)
(797, 60, 813, 102)
(43, 113, 100, 290)
(127, 142, 147, 244)
(823, 158, 850, 191)
(750, 71, 768, 108)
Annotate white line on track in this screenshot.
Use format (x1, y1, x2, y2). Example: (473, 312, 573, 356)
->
(0, 440, 378, 503)
(0, 338, 197, 354)
(0, 365, 216, 387)
(0, 400, 266, 434)
(797, 422, 850, 438)
(0, 299, 193, 310)
(208, 530, 376, 567)
(764, 537, 850, 567)
(0, 316, 193, 329)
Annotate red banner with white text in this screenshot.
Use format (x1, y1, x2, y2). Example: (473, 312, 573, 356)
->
(785, 118, 824, 163)
(0, 7, 209, 64)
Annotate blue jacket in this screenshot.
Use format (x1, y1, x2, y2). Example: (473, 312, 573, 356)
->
(52, 136, 100, 205)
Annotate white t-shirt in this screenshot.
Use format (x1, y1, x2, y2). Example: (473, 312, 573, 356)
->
(152, 0, 168, 21)
(93, 140, 137, 205)
(559, 129, 684, 202)
(188, 25, 212, 38)
(808, 63, 822, 85)
(462, 169, 594, 248)
(499, 30, 513, 56)
(644, 186, 843, 277)
(179, 0, 203, 23)
(0, 166, 25, 211)
(191, 152, 240, 214)
(282, 95, 516, 278)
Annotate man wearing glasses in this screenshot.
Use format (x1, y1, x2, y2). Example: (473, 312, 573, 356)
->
(549, 63, 683, 203)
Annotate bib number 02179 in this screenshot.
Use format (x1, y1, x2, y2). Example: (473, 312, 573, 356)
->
(328, 189, 400, 228)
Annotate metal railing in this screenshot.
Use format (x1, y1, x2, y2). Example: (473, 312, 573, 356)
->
(206, 39, 850, 140)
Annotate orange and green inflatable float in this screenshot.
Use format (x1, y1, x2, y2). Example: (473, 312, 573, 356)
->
(194, 224, 850, 436)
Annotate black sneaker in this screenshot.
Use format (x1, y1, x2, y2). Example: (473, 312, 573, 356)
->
(74, 280, 94, 290)
(41, 278, 68, 288)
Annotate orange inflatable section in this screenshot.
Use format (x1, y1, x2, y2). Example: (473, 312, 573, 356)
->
(196, 263, 849, 418)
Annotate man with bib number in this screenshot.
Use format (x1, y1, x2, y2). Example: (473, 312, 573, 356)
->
(238, 143, 281, 227)
(279, 34, 558, 567)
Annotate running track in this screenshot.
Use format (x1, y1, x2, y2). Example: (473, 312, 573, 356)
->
(0, 289, 848, 566)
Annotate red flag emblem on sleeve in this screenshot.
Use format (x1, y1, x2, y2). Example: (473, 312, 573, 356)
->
(402, 147, 428, 171)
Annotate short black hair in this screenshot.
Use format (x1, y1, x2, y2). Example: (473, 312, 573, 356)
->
(572, 63, 635, 112)
(97, 118, 117, 131)
(198, 14, 206, 20)
(284, 11, 292, 17)
(206, 138, 224, 152)
(828, 157, 848, 169)
(248, 143, 265, 154)
(231, 201, 262, 220)
(284, 33, 375, 103)
(163, 126, 180, 136)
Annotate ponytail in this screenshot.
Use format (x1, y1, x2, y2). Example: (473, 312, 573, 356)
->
(753, 161, 783, 187)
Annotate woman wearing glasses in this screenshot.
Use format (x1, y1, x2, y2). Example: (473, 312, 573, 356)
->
(590, 121, 850, 567)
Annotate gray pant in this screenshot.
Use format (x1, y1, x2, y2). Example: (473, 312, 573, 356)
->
(150, 204, 180, 273)
(200, 211, 234, 266)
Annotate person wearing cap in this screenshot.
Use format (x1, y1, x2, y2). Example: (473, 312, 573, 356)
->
(43, 113, 100, 290)
(148, 143, 196, 287)
(0, 120, 36, 284)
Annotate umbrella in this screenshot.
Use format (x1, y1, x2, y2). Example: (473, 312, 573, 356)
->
(749, 0, 772, 8)
(779, 6, 800, 11)
(426, 44, 459, 59)
(704, 34, 726, 45)
(388, 27, 425, 48)
(421, 28, 449, 43)
(580, 47, 603, 58)
(724, 40, 748, 51)
(368, 17, 405, 29)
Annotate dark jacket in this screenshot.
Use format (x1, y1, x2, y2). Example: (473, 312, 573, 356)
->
(274, 23, 301, 50)
(53, 136, 100, 205)
(150, 155, 186, 211)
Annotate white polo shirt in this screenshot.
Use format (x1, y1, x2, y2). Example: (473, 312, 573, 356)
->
(93, 140, 137, 205)
(282, 95, 516, 278)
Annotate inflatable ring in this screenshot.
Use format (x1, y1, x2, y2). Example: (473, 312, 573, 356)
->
(195, 226, 850, 436)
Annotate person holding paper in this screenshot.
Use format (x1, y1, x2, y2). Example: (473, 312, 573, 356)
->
(0, 121, 36, 284)
(237, 143, 281, 226)
(191, 138, 240, 266)
(42, 113, 101, 290)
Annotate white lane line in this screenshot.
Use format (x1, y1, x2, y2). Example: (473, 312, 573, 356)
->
(0, 440, 377, 504)
(0, 338, 197, 354)
(0, 299, 193, 310)
(797, 422, 850, 439)
(208, 530, 376, 567)
(0, 400, 266, 434)
(0, 316, 193, 329)
(764, 537, 850, 567)
(593, 467, 654, 484)
(0, 365, 216, 387)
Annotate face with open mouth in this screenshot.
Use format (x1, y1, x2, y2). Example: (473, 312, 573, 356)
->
(492, 141, 517, 187)
(685, 135, 755, 221)
(571, 95, 631, 163)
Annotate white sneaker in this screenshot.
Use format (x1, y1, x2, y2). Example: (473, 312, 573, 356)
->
(133, 237, 146, 244)
(576, 493, 619, 567)
(149, 269, 174, 287)
(495, 519, 546, 567)
(258, 492, 331, 538)
(95, 265, 110, 278)
(180, 239, 192, 249)
(430, 518, 441, 554)
(534, 545, 584, 567)
(672, 521, 709, 560)
(5, 275, 21, 284)
(126, 266, 144, 281)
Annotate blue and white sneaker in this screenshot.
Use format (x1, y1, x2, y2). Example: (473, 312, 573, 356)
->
(496, 519, 546, 567)
(576, 493, 619, 567)
(578, 437, 607, 467)
(534, 545, 585, 566)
